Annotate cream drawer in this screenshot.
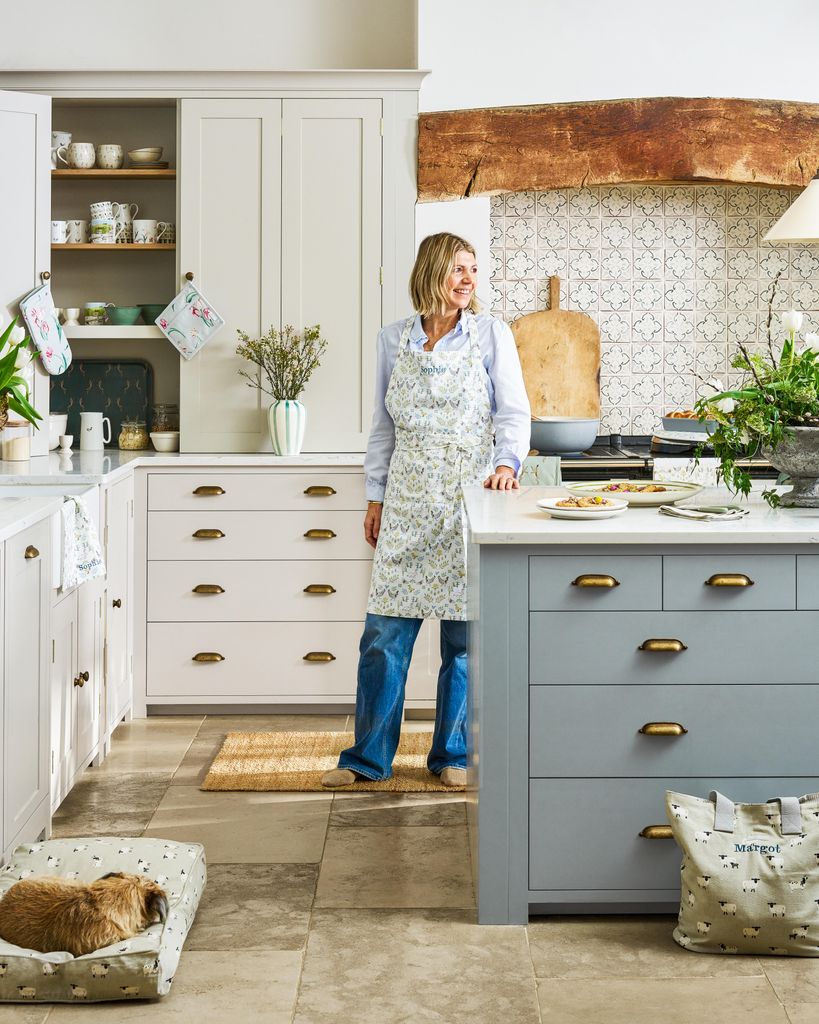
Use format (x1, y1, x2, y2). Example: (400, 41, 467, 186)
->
(663, 555, 795, 610)
(148, 472, 366, 512)
(529, 555, 662, 611)
(148, 559, 372, 621)
(147, 621, 363, 697)
(148, 511, 372, 560)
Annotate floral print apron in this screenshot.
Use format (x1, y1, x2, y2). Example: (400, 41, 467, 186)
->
(367, 311, 493, 620)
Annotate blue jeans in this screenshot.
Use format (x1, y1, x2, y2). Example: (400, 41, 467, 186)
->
(337, 613, 468, 781)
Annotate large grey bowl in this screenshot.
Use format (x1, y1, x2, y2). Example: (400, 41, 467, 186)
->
(530, 417, 599, 455)
(767, 427, 819, 507)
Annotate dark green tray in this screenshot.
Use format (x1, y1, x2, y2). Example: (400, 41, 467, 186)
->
(50, 358, 154, 442)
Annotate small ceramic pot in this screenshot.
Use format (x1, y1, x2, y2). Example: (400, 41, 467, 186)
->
(268, 400, 306, 456)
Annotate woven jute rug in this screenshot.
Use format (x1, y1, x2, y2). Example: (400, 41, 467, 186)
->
(200, 730, 465, 792)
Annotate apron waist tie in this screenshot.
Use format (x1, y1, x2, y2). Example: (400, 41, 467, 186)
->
(394, 431, 493, 454)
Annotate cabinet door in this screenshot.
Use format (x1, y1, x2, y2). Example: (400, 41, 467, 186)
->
(50, 590, 77, 812)
(0, 91, 51, 455)
(75, 576, 105, 770)
(179, 99, 282, 452)
(281, 99, 382, 452)
(4, 521, 49, 843)
(105, 475, 133, 732)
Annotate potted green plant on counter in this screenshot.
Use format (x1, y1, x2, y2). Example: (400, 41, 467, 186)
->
(0, 316, 41, 430)
(236, 323, 327, 455)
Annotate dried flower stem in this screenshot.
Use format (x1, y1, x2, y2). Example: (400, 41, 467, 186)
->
(236, 324, 327, 401)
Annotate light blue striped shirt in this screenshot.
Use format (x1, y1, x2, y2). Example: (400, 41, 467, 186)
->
(364, 312, 531, 502)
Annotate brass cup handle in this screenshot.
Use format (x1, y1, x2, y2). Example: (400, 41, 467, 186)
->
(193, 485, 225, 496)
(572, 574, 620, 588)
(303, 584, 336, 595)
(304, 485, 337, 496)
(705, 573, 755, 587)
(73, 675, 84, 688)
(112, 598, 122, 608)
(639, 825, 674, 840)
(193, 529, 225, 539)
(303, 651, 336, 662)
(304, 529, 336, 539)
(639, 722, 688, 737)
(192, 584, 225, 595)
(638, 638, 687, 653)
(192, 652, 225, 663)
(24, 545, 40, 560)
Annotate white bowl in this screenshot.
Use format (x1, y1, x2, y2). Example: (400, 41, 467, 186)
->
(150, 431, 179, 453)
(564, 480, 704, 506)
(128, 147, 163, 163)
(49, 413, 68, 450)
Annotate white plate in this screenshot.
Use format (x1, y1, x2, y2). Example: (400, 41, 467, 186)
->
(536, 497, 628, 520)
(564, 480, 704, 506)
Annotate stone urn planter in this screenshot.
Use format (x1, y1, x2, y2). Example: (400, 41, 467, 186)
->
(767, 427, 819, 507)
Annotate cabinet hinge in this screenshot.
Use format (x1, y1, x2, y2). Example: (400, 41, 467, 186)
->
(379, 117, 384, 137)
(379, 266, 384, 286)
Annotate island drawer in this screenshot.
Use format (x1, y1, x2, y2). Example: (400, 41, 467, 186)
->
(796, 556, 819, 608)
(529, 611, 819, 685)
(148, 472, 367, 512)
(147, 559, 373, 621)
(663, 555, 795, 610)
(529, 555, 661, 611)
(148, 511, 372, 561)
(146, 620, 362, 697)
(529, 685, 819, 778)
(529, 777, 819, 891)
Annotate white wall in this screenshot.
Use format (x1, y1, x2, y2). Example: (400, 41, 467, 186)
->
(0, 0, 416, 71)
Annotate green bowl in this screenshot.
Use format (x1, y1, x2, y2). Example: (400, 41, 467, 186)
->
(140, 303, 167, 323)
(107, 306, 143, 326)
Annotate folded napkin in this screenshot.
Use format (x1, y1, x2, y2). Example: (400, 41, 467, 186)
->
(61, 496, 105, 590)
(658, 504, 750, 522)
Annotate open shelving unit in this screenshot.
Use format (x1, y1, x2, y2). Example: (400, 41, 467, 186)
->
(63, 326, 164, 340)
(52, 168, 175, 180)
(51, 243, 175, 251)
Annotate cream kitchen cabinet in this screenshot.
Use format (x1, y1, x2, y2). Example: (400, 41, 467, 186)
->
(104, 474, 134, 742)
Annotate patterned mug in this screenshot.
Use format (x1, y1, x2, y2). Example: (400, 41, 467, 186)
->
(90, 217, 116, 244)
(133, 219, 158, 244)
(66, 219, 89, 244)
(64, 142, 95, 169)
(112, 202, 139, 243)
(156, 221, 175, 243)
(95, 144, 123, 170)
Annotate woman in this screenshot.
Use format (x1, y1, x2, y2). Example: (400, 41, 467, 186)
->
(322, 232, 531, 788)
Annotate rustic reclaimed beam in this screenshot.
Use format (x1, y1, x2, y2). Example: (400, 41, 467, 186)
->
(417, 97, 819, 201)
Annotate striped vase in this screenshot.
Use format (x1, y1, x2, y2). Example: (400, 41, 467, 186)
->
(268, 400, 306, 455)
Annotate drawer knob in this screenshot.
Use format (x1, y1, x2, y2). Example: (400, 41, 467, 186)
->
(639, 722, 688, 737)
(73, 675, 84, 688)
(303, 651, 336, 662)
(193, 584, 225, 595)
(304, 485, 337, 497)
(705, 573, 755, 587)
(304, 529, 336, 540)
(192, 652, 225, 663)
(572, 574, 620, 588)
(193, 485, 225, 496)
(24, 545, 40, 560)
(304, 584, 336, 595)
(112, 598, 122, 608)
(638, 638, 687, 653)
(639, 825, 674, 840)
(193, 529, 225, 539)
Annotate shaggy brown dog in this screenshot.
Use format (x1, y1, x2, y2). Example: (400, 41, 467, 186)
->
(0, 872, 168, 956)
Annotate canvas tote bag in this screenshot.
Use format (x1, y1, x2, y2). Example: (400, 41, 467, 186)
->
(666, 789, 819, 956)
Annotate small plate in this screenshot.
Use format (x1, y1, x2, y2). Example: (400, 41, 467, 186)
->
(565, 480, 704, 506)
(536, 497, 628, 520)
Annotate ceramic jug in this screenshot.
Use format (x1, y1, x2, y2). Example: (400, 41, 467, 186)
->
(79, 412, 112, 451)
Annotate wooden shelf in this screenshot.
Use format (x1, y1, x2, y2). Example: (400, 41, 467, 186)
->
(64, 326, 165, 340)
(52, 168, 176, 180)
(51, 243, 175, 251)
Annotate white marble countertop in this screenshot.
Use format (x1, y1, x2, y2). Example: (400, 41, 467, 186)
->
(464, 485, 819, 545)
(0, 450, 367, 486)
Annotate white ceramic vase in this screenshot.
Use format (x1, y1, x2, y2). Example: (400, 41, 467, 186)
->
(268, 400, 306, 455)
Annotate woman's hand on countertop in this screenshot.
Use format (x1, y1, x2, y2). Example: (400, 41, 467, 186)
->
(483, 466, 519, 491)
(364, 502, 383, 548)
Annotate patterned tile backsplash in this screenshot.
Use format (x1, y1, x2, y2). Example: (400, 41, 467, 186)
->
(489, 184, 819, 434)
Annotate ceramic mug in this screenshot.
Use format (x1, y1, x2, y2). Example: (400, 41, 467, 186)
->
(64, 142, 95, 169)
(51, 130, 71, 168)
(156, 221, 175, 243)
(95, 143, 123, 170)
(51, 220, 67, 243)
(66, 219, 89, 244)
(90, 217, 116, 244)
(112, 201, 139, 243)
(79, 412, 112, 452)
(63, 308, 81, 327)
(133, 219, 158, 244)
(83, 301, 113, 325)
(89, 200, 114, 219)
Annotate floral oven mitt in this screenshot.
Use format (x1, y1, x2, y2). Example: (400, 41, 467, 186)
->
(155, 285, 224, 360)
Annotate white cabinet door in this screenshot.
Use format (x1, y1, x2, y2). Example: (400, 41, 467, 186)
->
(179, 99, 282, 452)
(4, 521, 49, 843)
(50, 589, 77, 812)
(75, 576, 104, 770)
(281, 99, 382, 453)
(0, 91, 51, 455)
(105, 475, 133, 734)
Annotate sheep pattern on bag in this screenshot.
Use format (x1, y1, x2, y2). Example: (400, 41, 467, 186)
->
(667, 790, 819, 956)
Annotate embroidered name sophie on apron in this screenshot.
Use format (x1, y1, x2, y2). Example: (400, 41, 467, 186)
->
(367, 311, 494, 621)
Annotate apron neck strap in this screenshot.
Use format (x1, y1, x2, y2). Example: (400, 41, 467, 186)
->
(399, 315, 416, 352)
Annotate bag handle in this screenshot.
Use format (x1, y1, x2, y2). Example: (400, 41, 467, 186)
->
(709, 790, 735, 832)
(711, 790, 804, 835)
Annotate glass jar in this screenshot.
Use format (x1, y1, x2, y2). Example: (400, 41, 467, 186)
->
(118, 420, 150, 450)
(0, 419, 31, 461)
(151, 403, 179, 433)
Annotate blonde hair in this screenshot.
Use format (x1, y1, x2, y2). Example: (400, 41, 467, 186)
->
(409, 233, 480, 316)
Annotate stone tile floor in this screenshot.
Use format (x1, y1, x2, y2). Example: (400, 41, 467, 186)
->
(6, 714, 817, 1022)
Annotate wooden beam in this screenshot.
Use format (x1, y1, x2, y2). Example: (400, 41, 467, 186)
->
(418, 97, 819, 202)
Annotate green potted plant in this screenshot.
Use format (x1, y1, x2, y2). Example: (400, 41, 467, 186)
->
(235, 324, 327, 455)
(0, 316, 42, 431)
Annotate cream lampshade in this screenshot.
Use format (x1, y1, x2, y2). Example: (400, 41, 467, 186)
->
(764, 169, 819, 242)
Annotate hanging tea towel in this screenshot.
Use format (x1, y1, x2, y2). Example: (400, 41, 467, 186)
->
(61, 496, 105, 590)
(155, 284, 224, 360)
(19, 283, 72, 375)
